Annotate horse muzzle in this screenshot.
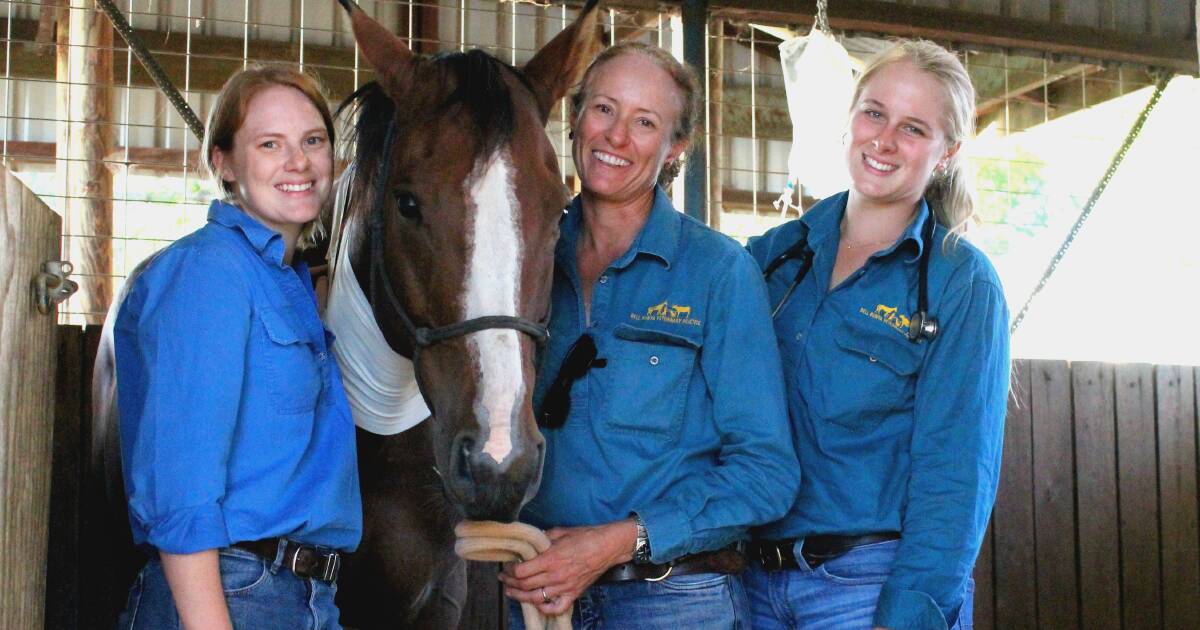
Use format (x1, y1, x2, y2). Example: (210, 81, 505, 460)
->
(442, 423, 545, 521)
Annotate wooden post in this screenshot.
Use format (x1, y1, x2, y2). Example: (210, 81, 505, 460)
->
(65, 0, 113, 325)
(707, 19, 724, 231)
(0, 166, 62, 630)
(682, 0, 708, 225)
(55, 3, 69, 216)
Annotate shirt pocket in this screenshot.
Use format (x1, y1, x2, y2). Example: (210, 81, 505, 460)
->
(604, 324, 701, 441)
(814, 318, 924, 429)
(256, 306, 323, 414)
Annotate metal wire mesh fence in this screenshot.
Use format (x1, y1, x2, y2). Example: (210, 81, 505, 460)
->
(0, 0, 1162, 325)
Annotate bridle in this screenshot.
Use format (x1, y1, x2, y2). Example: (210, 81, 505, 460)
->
(364, 117, 551, 364)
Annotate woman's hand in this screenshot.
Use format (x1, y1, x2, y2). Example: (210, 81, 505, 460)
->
(500, 519, 638, 616)
(160, 550, 234, 630)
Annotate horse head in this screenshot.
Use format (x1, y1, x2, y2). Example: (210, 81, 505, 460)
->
(336, 0, 600, 521)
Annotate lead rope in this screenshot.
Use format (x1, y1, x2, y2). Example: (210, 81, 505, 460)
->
(1010, 70, 1172, 334)
(455, 521, 573, 630)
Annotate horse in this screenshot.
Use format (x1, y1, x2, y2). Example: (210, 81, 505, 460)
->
(89, 1, 602, 627)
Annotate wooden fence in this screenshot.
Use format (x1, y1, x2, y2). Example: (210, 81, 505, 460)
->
(46, 332, 1199, 628)
(972, 360, 1200, 630)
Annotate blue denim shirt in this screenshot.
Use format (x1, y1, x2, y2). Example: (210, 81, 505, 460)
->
(747, 192, 1010, 630)
(522, 189, 799, 563)
(115, 199, 362, 554)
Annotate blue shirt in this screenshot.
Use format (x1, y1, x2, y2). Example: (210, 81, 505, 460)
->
(115, 200, 362, 554)
(522, 189, 799, 563)
(747, 192, 1010, 630)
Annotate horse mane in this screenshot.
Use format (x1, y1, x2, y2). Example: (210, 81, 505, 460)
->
(337, 49, 526, 222)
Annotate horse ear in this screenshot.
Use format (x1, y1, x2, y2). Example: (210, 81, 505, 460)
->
(522, 0, 603, 122)
(338, 0, 416, 96)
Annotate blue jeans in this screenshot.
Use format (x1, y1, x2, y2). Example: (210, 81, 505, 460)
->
(508, 572, 749, 630)
(116, 544, 342, 629)
(745, 539, 974, 630)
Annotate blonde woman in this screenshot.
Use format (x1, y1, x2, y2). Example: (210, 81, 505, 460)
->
(746, 40, 1009, 630)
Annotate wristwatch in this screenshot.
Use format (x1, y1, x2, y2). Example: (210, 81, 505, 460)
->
(633, 514, 652, 565)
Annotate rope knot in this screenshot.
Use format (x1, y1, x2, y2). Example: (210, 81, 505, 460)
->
(455, 520, 572, 630)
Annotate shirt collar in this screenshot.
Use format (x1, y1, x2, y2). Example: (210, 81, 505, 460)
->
(207, 199, 287, 265)
(558, 187, 681, 271)
(800, 192, 932, 264)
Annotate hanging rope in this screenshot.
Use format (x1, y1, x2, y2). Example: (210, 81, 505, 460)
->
(1009, 70, 1173, 334)
(95, 0, 205, 142)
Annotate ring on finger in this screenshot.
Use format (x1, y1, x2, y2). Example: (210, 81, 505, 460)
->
(541, 587, 552, 604)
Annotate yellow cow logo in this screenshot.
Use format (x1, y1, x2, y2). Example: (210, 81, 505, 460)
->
(668, 305, 691, 318)
(861, 303, 911, 335)
(633, 300, 701, 326)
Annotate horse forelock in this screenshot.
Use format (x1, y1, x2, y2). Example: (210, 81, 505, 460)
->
(338, 50, 529, 217)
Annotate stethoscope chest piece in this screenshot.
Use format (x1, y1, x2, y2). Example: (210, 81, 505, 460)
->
(906, 310, 938, 343)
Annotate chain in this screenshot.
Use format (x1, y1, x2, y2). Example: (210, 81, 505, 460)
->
(95, 0, 205, 142)
(1010, 70, 1173, 334)
(815, 0, 830, 34)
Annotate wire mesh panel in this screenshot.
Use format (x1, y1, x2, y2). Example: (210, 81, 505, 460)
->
(0, 1, 1183, 352)
(0, 0, 685, 324)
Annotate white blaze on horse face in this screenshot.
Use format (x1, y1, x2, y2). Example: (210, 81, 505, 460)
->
(464, 151, 523, 467)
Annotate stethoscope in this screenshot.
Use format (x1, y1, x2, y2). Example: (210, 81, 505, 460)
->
(763, 208, 939, 343)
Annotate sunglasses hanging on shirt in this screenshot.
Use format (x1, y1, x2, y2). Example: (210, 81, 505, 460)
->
(537, 333, 607, 429)
(764, 207, 939, 343)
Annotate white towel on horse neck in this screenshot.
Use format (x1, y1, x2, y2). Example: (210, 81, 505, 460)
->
(324, 171, 431, 435)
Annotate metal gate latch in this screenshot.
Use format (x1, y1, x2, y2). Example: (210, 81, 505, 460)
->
(34, 261, 79, 315)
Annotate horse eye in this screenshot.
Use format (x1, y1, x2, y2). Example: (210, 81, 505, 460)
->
(393, 190, 421, 220)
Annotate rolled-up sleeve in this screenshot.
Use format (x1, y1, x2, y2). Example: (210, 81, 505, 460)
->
(873, 278, 1010, 629)
(115, 245, 253, 554)
(637, 250, 800, 562)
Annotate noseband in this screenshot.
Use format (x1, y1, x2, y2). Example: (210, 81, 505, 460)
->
(365, 117, 551, 362)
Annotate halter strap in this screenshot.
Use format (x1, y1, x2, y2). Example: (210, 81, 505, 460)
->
(364, 116, 550, 362)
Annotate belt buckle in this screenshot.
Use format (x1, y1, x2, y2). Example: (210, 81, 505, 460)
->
(644, 563, 674, 582)
(322, 551, 341, 581)
(756, 543, 784, 571)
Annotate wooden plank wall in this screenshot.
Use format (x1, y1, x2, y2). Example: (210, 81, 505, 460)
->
(47, 340, 1200, 629)
(973, 360, 1200, 629)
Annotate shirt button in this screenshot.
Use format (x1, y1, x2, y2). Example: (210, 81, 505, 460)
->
(869, 355, 878, 363)
(649, 355, 660, 366)
(794, 332, 803, 341)
(318, 352, 328, 361)
(599, 275, 609, 284)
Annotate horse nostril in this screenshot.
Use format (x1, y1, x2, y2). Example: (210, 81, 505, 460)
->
(456, 436, 475, 483)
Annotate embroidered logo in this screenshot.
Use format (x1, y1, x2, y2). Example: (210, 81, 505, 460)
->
(631, 300, 701, 326)
(860, 303, 911, 335)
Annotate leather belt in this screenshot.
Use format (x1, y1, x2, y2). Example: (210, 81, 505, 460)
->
(748, 532, 900, 572)
(233, 538, 342, 583)
(598, 548, 746, 583)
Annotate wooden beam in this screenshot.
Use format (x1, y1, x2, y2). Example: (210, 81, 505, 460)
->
(711, 0, 1198, 74)
(65, 0, 113, 326)
(974, 62, 1101, 119)
(0, 15, 369, 102)
(3, 140, 200, 172)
